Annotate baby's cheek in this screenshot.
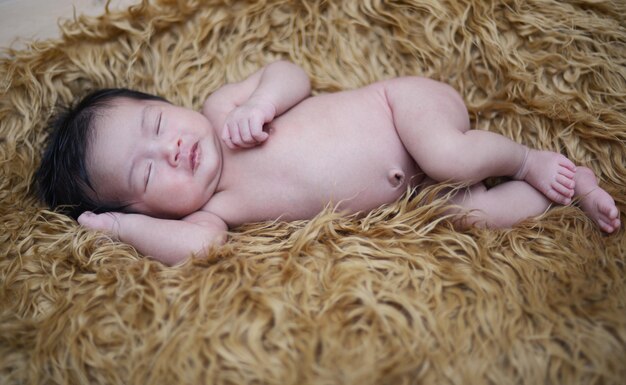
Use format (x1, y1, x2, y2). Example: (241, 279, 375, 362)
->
(153, 177, 206, 215)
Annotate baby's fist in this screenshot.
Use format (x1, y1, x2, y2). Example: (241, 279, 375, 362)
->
(78, 211, 121, 238)
(222, 98, 276, 149)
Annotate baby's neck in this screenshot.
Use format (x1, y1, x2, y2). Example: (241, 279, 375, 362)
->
(212, 129, 230, 195)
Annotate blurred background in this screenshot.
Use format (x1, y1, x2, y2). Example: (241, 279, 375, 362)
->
(0, 0, 136, 49)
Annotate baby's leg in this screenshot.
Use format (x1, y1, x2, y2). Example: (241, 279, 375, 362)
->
(383, 77, 576, 205)
(448, 181, 551, 229)
(448, 167, 620, 233)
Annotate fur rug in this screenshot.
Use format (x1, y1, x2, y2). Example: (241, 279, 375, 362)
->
(1, 0, 625, 383)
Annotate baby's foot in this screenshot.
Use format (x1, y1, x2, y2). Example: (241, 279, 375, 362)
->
(513, 148, 576, 205)
(575, 167, 621, 233)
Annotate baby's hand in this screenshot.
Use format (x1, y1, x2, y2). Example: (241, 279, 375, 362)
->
(78, 211, 122, 238)
(222, 98, 276, 149)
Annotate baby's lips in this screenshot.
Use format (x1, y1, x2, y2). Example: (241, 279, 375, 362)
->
(190, 142, 199, 171)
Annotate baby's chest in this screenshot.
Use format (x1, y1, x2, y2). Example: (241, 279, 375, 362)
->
(206, 94, 419, 225)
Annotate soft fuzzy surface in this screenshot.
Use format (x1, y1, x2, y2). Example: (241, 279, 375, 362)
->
(1, 0, 625, 384)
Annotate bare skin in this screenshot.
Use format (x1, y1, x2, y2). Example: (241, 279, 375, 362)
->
(77, 61, 621, 265)
(574, 167, 621, 233)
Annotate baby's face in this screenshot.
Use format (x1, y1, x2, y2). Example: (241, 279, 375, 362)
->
(87, 98, 223, 218)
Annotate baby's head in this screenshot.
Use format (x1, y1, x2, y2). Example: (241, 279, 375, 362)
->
(36, 88, 223, 220)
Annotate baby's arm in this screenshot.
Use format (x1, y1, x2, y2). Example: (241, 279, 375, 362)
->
(203, 60, 311, 149)
(78, 210, 227, 266)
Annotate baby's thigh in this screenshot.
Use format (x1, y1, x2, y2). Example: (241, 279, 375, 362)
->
(383, 78, 474, 180)
(383, 77, 470, 137)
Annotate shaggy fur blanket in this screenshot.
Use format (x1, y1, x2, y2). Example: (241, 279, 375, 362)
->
(1, 0, 625, 384)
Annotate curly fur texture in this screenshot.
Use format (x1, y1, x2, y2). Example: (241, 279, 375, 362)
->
(1, 0, 625, 384)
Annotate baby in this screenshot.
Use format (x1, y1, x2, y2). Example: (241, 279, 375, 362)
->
(36, 60, 621, 265)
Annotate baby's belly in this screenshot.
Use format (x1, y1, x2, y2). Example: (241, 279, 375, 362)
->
(208, 85, 422, 226)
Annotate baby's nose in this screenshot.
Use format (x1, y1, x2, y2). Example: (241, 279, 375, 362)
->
(166, 138, 182, 166)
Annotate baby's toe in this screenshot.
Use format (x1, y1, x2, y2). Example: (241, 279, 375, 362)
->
(604, 218, 620, 234)
(612, 218, 621, 231)
(551, 181, 574, 200)
(608, 206, 619, 220)
(558, 156, 577, 172)
(558, 167, 576, 180)
(546, 188, 571, 205)
(595, 205, 620, 233)
(556, 174, 575, 190)
(598, 201, 618, 219)
(598, 219, 613, 233)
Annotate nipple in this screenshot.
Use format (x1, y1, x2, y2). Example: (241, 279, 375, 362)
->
(388, 168, 405, 187)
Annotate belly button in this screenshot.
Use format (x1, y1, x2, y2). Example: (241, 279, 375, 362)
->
(388, 168, 405, 187)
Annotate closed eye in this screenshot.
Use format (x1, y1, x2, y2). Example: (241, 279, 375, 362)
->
(145, 162, 153, 191)
(156, 112, 162, 135)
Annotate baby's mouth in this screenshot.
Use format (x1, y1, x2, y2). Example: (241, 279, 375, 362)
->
(190, 142, 200, 172)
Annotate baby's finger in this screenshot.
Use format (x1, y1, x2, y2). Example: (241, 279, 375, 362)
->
(221, 124, 237, 149)
(238, 119, 254, 145)
(249, 115, 269, 143)
(77, 211, 109, 232)
(77, 211, 94, 226)
(226, 122, 245, 148)
(223, 136, 236, 150)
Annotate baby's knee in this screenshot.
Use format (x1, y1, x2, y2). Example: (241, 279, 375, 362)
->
(418, 139, 477, 181)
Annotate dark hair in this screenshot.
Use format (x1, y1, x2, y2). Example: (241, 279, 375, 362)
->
(35, 88, 168, 219)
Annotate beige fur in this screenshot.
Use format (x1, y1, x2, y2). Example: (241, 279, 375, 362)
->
(0, 0, 625, 383)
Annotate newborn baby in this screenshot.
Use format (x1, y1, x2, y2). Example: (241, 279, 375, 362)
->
(36, 61, 621, 265)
